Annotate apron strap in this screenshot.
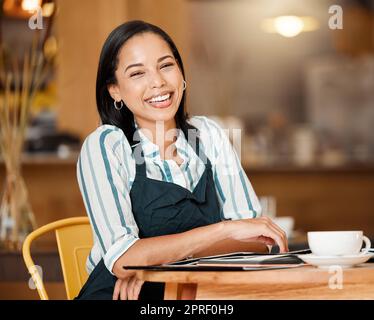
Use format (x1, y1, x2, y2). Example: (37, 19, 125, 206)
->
(184, 126, 210, 168)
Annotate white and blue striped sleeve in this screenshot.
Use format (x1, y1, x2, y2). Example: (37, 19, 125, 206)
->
(203, 118, 262, 220)
(77, 126, 139, 274)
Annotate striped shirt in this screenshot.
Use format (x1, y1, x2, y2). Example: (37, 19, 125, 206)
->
(77, 115, 262, 274)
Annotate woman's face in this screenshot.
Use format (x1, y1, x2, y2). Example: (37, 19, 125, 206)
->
(108, 32, 184, 129)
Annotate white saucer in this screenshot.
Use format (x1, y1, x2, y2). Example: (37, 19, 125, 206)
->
(297, 253, 374, 269)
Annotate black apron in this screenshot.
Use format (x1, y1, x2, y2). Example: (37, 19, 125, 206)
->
(75, 128, 224, 300)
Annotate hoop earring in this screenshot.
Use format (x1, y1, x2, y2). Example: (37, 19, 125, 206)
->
(114, 100, 124, 111)
(182, 80, 187, 91)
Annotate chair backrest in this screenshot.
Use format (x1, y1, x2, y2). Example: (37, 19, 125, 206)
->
(22, 217, 93, 300)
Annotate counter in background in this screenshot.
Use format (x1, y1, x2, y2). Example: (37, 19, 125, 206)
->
(1, 153, 374, 240)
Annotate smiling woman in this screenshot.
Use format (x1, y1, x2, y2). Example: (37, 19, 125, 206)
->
(75, 20, 288, 301)
(95, 21, 190, 154)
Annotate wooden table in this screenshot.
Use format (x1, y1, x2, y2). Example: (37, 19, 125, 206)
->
(134, 263, 374, 300)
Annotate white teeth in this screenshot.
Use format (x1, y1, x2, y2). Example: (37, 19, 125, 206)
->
(148, 93, 171, 103)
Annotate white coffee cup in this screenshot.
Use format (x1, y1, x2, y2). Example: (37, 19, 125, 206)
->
(307, 231, 371, 256)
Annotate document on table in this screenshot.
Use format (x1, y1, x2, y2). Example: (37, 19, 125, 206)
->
(123, 249, 311, 271)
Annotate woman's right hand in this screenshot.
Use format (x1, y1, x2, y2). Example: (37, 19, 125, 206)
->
(225, 216, 289, 252)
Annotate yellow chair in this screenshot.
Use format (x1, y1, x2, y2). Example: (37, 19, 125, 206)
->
(22, 217, 93, 300)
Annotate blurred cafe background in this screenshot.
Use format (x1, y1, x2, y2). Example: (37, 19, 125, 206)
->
(0, 0, 373, 299)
